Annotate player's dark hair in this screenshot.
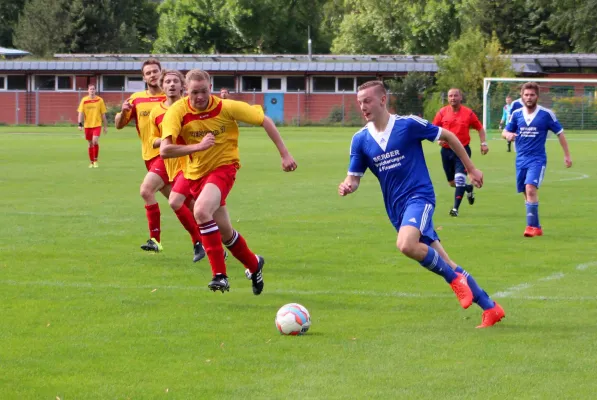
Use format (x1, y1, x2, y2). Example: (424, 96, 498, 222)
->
(141, 58, 161, 74)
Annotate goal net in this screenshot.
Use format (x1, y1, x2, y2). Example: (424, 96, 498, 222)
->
(483, 78, 597, 132)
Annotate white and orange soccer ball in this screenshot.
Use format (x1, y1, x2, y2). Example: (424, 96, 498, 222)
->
(275, 303, 311, 335)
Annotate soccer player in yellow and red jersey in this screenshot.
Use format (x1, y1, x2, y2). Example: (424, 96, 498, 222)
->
(160, 69, 297, 295)
(77, 84, 108, 168)
(148, 69, 205, 263)
(114, 58, 168, 253)
(432, 88, 488, 217)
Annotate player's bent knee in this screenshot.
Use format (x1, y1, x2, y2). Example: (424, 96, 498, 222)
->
(454, 173, 466, 187)
(396, 238, 417, 258)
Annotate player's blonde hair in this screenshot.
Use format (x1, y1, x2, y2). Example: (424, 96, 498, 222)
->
(159, 69, 185, 94)
(357, 80, 387, 96)
(521, 82, 540, 95)
(186, 69, 211, 84)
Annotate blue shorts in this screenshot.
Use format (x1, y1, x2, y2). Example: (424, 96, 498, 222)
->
(393, 198, 440, 245)
(516, 161, 546, 193)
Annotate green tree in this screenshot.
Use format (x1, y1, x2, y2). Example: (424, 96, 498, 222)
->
(0, 0, 27, 48)
(435, 28, 514, 114)
(13, 0, 70, 57)
(385, 72, 434, 116)
(541, 0, 597, 52)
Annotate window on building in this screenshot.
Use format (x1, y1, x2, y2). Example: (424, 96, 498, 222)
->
(0, 76, 5, 90)
(126, 76, 146, 92)
(213, 76, 235, 92)
(337, 77, 355, 92)
(312, 77, 336, 92)
(57, 76, 74, 90)
(242, 76, 262, 92)
(266, 77, 282, 91)
(35, 75, 56, 90)
(102, 75, 125, 91)
(356, 76, 377, 88)
(7, 75, 27, 90)
(286, 76, 305, 92)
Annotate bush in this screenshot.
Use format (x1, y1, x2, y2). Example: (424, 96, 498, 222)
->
(552, 97, 597, 130)
(105, 103, 122, 125)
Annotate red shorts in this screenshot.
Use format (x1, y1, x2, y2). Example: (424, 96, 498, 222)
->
(84, 127, 101, 141)
(144, 156, 170, 186)
(189, 164, 238, 206)
(172, 170, 192, 198)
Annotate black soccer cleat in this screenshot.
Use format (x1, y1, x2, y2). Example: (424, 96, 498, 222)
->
(467, 191, 475, 205)
(449, 208, 459, 217)
(208, 274, 229, 293)
(141, 238, 162, 252)
(193, 241, 206, 263)
(250, 256, 265, 295)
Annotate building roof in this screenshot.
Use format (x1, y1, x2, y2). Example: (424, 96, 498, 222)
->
(0, 46, 31, 59)
(0, 53, 596, 74)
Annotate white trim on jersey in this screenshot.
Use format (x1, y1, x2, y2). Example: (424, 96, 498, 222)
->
(522, 107, 540, 126)
(537, 105, 559, 122)
(347, 171, 364, 177)
(367, 114, 396, 152)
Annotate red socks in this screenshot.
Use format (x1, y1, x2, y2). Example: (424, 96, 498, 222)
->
(199, 220, 227, 276)
(174, 206, 202, 244)
(224, 230, 258, 273)
(88, 147, 94, 162)
(94, 144, 99, 161)
(145, 203, 161, 242)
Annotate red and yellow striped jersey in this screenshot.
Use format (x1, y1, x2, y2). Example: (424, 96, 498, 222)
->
(161, 96, 265, 180)
(120, 90, 166, 160)
(77, 96, 107, 128)
(149, 101, 184, 182)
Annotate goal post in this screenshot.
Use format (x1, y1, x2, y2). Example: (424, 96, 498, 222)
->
(483, 77, 597, 133)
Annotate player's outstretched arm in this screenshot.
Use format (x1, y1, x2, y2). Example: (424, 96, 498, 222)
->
(338, 175, 361, 196)
(557, 132, 572, 168)
(160, 134, 214, 159)
(440, 129, 483, 188)
(262, 116, 297, 172)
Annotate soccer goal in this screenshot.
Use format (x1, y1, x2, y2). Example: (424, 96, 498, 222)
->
(483, 77, 597, 132)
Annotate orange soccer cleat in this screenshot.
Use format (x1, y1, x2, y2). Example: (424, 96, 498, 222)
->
(476, 302, 506, 328)
(524, 226, 543, 237)
(450, 273, 473, 309)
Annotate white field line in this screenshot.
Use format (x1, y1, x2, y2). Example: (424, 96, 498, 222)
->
(1, 261, 597, 302)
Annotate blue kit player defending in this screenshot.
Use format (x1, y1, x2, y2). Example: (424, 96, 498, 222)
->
(339, 81, 505, 328)
(502, 82, 572, 237)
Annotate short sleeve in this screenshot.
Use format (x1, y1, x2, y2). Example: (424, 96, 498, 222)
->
(77, 99, 84, 113)
(161, 106, 182, 142)
(548, 112, 564, 135)
(100, 99, 107, 114)
(226, 100, 265, 126)
(470, 111, 483, 130)
(505, 112, 518, 132)
(431, 110, 443, 127)
(407, 116, 441, 142)
(348, 133, 368, 176)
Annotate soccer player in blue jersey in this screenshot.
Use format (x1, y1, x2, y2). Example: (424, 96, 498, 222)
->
(338, 81, 505, 328)
(502, 82, 572, 237)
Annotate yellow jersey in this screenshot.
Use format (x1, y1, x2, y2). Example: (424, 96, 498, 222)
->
(161, 96, 265, 180)
(77, 96, 107, 128)
(149, 101, 184, 182)
(120, 90, 166, 160)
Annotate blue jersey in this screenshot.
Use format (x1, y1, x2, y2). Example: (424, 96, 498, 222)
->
(348, 115, 441, 226)
(505, 105, 563, 167)
(508, 98, 524, 120)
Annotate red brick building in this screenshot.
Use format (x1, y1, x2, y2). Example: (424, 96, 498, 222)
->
(0, 53, 596, 125)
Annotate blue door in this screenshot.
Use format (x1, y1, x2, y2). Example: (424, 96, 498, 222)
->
(264, 93, 284, 123)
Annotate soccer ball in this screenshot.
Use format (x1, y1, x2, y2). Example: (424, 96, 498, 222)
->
(275, 303, 311, 335)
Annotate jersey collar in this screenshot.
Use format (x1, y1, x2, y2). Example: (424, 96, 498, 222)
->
(367, 115, 396, 152)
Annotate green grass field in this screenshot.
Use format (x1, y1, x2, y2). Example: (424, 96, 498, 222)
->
(1, 126, 597, 399)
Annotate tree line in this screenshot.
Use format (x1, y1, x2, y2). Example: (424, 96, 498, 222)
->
(1, 0, 596, 57)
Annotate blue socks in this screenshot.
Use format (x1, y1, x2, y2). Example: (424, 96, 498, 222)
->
(526, 201, 540, 227)
(455, 266, 495, 310)
(419, 246, 458, 283)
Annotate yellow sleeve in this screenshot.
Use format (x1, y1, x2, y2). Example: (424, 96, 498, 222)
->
(226, 100, 265, 126)
(100, 98, 107, 114)
(148, 109, 161, 147)
(161, 105, 182, 142)
(77, 98, 85, 113)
